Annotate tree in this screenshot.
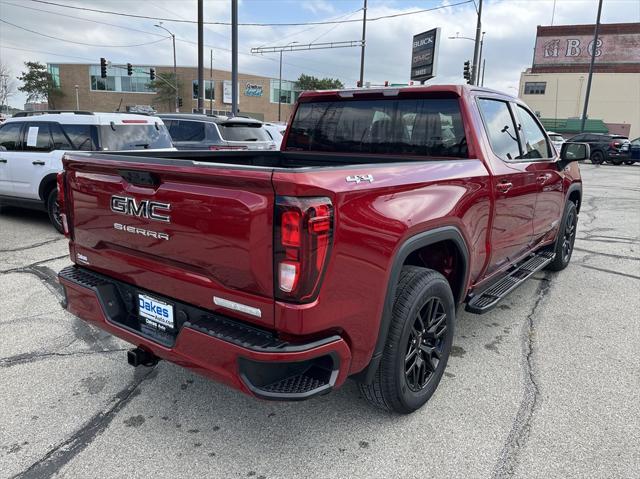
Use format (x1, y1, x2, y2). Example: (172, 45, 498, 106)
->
(147, 72, 181, 112)
(0, 62, 17, 113)
(296, 74, 343, 91)
(17, 61, 64, 109)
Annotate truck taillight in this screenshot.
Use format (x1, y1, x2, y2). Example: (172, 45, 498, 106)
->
(56, 172, 70, 237)
(274, 196, 333, 303)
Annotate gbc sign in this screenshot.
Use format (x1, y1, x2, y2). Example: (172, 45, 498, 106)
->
(410, 27, 440, 82)
(110, 195, 171, 223)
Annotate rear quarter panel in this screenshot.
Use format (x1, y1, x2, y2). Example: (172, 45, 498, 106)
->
(272, 158, 491, 373)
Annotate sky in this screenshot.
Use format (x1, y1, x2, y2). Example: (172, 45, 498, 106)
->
(1, 0, 639, 108)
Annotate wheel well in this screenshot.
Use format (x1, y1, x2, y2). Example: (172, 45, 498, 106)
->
(568, 190, 581, 213)
(403, 240, 465, 305)
(38, 174, 58, 202)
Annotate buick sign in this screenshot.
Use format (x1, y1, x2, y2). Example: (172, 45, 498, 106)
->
(411, 28, 440, 83)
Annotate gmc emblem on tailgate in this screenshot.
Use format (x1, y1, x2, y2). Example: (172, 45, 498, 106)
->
(110, 195, 171, 223)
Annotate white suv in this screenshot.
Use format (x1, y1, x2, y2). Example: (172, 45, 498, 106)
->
(0, 111, 174, 232)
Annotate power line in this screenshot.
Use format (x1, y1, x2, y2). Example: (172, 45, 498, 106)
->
(0, 1, 166, 38)
(0, 19, 170, 47)
(27, 0, 474, 26)
(0, 44, 96, 62)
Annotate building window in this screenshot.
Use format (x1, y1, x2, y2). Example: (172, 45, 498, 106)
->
(524, 82, 546, 95)
(89, 65, 155, 93)
(192, 80, 215, 100)
(48, 64, 60, 88)
(270, 79, 299, 104)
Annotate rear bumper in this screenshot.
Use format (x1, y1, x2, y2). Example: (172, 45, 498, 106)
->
(59, 266, 351, 400)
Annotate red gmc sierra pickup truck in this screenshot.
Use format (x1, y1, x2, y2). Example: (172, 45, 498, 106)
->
(58, 85, 587, 414)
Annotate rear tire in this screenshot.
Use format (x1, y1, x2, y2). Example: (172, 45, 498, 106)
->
(590, 151, 604, 165)
(358, 266, 455, 414)
(624, 160, 635, 166)
(46, 188, 64, 234)
(546, 201, 578, 271)
(611, 158, 623, 166)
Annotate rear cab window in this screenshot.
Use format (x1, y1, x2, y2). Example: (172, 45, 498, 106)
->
(286, 97, 467, 158)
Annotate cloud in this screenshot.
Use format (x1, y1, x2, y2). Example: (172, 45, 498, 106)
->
(302, 1, 338, 16)
(0, 0, 637, 108)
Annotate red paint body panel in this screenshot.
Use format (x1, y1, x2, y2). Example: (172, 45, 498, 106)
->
(60, 85, 581, 397)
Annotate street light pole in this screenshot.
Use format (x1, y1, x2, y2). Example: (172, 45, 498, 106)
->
(74, 85, 79, 109)
(478, 31, 486, 86)
(278, 41, 298, 122)
(155, 23, 179, 112)
(449, 32, 486, 85)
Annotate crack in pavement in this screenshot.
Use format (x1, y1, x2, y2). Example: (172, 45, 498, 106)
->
(0, 254, 69, 274)
(11, 366, 158, 479)
(576, 264, 640, 281)
(572, 247, 640, 262)
(491, 274, 552, 479)
(0, 347, 129, 368)
(0, 237, 64, 253)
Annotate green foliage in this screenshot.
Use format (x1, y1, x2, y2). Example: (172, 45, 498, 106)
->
(147, 72, 180, 111)
(296, 74, 344, 91)
(17, 61, 64, 108)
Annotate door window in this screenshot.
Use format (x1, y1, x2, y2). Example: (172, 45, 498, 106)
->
(50, 123, 74, 150)
(23, 123, 53, 152)
(62, 124, 97, 150)
(516, 105, 551, 159)
(169, 120, 206, 142)
(477, 98, 521, 161)
(0, 123, 23, 150)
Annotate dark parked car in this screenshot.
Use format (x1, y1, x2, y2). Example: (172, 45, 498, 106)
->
(159, 114, 276, 151)
(568, 132, 630, 165)
(628, 137, 640, 164)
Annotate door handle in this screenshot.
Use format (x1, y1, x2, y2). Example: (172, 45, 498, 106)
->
(496, 181, 513, 193)
(0, 158, 6, 163)
(32, 160, 46, 166)
(536, 174, 550, 184)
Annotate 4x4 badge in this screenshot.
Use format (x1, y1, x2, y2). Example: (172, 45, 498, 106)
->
(346, 174, 374, 184)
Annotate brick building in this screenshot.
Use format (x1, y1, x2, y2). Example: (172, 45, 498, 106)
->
(519, 22, 640, 138)
(47, 63, 298, 122)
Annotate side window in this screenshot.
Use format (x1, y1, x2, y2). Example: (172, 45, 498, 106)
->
(516, 105, 551, 159)
(171, 121, 206, 142)
(0, 123, 23, 151)
(50, 123, 73, 150)
(23, 123, 53, 152)
(477, 98, 521, 161)
(61, 125, 95, 150)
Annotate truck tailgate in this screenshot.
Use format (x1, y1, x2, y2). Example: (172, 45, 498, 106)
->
(63, 155, 275, 328)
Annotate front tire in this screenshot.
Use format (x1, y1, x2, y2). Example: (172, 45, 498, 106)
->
(624, 160, 635, 166)
(546, 201, 578, 271)
(359, 266, 455, 414)
(46, 188, 64, 234)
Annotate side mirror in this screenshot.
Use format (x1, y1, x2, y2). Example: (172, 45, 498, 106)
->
(558, 142, 589, 169)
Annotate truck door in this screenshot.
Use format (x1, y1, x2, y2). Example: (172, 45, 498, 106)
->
(477, 98, 537, 277)
(0, 122, 24, 196)
(512, 104, 564, 244)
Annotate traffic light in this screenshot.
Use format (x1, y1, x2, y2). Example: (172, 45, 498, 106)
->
(177, 97, 183, 108)
(384, 80, 389, 87)
(356, 80, 362, 87)
(463, 61, 472, 84)
(127, 63, 133, 76)
(100, 58, 107, 78)
(149, 68, 156, 81)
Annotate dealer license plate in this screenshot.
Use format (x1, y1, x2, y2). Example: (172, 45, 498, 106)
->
(138, 293, 174, 330)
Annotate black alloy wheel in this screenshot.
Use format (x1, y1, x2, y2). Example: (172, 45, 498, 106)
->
(561, 205, 578, 264)
(47, 188, 64, 234)
(405, 297, 447, 392)
(590, 151, 604, 165)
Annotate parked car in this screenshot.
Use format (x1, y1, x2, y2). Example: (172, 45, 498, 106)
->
(262, 122, 287, 149)
(0, 110, 174, 232)
(568, 132, 630, 165)
(627, 137, 640, 165)
(58, 85, 586, 414)
(159, 114, 277, 151)
(547, 131, 565, 152)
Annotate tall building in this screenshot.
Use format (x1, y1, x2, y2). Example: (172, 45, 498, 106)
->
(47, 63, 299, 122)
(519, 22, 640, 138)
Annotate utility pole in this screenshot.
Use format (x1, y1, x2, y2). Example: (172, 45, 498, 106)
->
(197, 0, 204, 113)
(359, 0, 367, 86)
(471, 0, 483, 85)
(481, 58, 486, 86)
(210, 50, 214, 114)
(231, 0, 238, 116)
(580, 0, 603, 133)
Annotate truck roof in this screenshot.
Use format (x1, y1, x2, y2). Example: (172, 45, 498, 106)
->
(297, 84, 518, 102)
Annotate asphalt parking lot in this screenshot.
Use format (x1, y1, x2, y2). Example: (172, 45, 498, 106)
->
(1, 163, 638, 479)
